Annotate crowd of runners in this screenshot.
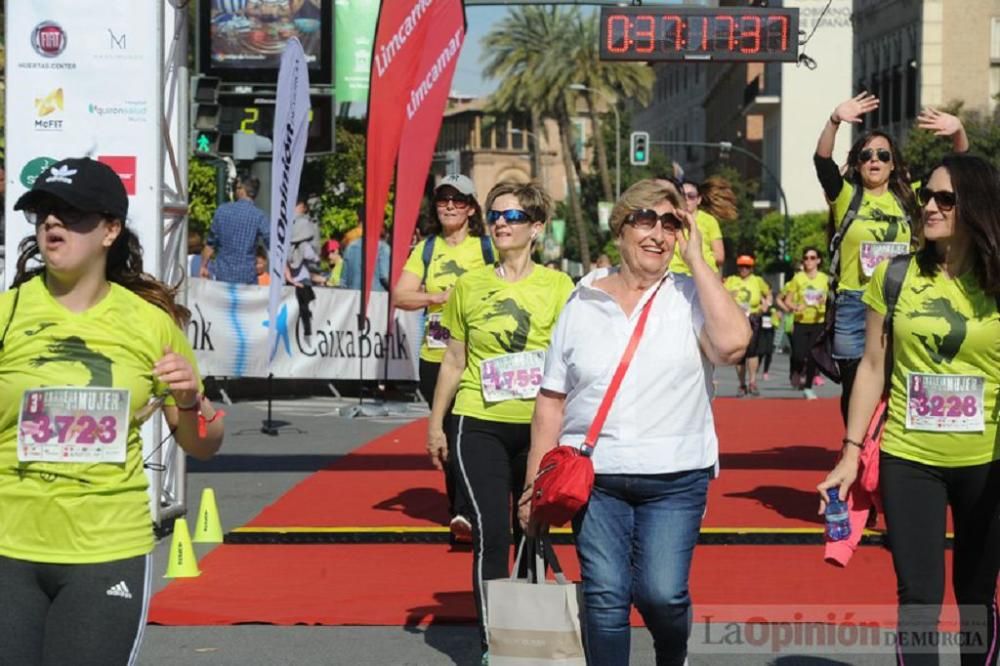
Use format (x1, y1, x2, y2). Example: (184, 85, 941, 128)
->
(0, 89, 998, 666)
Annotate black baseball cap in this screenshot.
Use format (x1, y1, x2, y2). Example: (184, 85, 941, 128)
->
(14, 157, 128, 220)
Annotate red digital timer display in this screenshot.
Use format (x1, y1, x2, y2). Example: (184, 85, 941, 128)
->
(599, 7, 800, 63)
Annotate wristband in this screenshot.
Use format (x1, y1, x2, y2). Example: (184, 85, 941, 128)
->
(176, 394, 201, 411)
(830, 114, 841, 125)
(198, 409, 225, 438)
(842, 437, 864, 450)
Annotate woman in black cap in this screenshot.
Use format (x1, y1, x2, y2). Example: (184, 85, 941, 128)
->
(0, 157, 224, 665)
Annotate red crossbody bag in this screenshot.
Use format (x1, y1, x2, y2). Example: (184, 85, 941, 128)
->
(530, 281, 662, 526)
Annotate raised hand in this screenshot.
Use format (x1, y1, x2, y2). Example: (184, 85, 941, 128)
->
(917, 108, 963, 137)
(832, 93, 879, 124)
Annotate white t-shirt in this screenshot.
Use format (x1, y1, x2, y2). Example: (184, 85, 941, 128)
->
(542, 268, 718, 475)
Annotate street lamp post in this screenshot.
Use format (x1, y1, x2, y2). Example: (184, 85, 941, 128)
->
(569, 83, 620, 200)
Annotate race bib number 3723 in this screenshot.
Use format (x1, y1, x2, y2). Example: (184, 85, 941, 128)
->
(17, 387, 131, 463)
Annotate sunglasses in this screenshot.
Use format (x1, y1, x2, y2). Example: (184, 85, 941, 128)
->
(859, 148, 892, 164)
(803, 253, 820, 260)
(487, 209, 534, 225)
(918, 188, 957, 212)
(24, 202, 104, 227)
(683, 191, 699, 200)
(434, 193, 472, 209)
(625, 209, 682, 233)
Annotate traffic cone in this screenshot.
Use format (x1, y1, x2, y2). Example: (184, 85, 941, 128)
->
(164, 517, 201, 578)
(193, 488, 223, 544)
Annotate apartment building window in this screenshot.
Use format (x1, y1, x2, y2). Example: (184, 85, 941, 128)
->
(496, 122, 508, 151)
(891, 67, 902, 124)
(906, 63, 918, 119)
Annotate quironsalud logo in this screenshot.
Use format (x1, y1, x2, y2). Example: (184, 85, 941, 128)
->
(87, 100, 148, 123)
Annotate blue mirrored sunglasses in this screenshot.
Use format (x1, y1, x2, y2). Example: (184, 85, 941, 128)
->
(486, 209, 533, 225)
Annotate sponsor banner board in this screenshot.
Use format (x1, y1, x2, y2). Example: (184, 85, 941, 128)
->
(4, 2, 161, 288)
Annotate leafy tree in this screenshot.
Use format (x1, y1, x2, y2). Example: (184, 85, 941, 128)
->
(755, 210, 828, 274)
(187, 158, 219, 234)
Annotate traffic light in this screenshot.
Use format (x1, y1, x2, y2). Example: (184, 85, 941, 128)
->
(191, 76, 221, 155)
(630, 131, 650, 166)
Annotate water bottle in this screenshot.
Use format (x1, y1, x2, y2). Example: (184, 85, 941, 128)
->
(825, 488, 851, 541)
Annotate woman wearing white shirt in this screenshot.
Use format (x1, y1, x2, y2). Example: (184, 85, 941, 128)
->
(519, 179, 750, 666)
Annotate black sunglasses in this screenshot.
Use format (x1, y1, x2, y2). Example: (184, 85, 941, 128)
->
(918, 188, 957, 212)
(803, 254, 820, 261)
(859, 148, 892, 164)
(487, 209, 533, 225)
(23, 201, 104, 227)
(434, 193, 472, 209)
(625, 209, 682, 233)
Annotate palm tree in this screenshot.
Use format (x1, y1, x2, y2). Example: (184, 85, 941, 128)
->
(482, 6, 593, 271)
(567, 13, 655, 203)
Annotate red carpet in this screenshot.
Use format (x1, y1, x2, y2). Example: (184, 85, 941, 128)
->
(149, 543, 958, 627)
(150, 397, 959, 628)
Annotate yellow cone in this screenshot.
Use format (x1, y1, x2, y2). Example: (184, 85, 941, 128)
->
(193, 488, 224, 544)
(164, 517, 201, 578)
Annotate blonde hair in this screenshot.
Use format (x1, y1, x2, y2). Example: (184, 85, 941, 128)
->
(699, 175, 738, 222)
(483, 181, 553, 224)
(610, 179, 682, 236)
(342, 226, 363, 245)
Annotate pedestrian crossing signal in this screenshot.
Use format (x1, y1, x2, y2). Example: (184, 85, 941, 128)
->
(630, 131, 650, 166)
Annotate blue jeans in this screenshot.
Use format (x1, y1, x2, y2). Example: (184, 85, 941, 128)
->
(572, 469, 710, 666)
(832, 289, 866, 360)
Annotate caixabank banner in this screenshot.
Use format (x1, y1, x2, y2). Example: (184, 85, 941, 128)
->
(186, 279, 421, 380)
(4, 2, 162, 289)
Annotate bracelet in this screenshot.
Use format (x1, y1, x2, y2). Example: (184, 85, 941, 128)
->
(198, 409, 225, 438)
(842, 437, 864, 450)
(175, 394, 201, 411)
(830, 114, 841, 125)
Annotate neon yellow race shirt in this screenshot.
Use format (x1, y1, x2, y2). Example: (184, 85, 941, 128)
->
(443, 265, 575, 424)
(864, 258, 1000, 467)
(724, 274, 771, 316)
(403, 234, 496, 363)
(669, 209, 723, 275)
(784, 271, 830, 325)
(0, 277, 202, 564)
(832, 181, 914, 292)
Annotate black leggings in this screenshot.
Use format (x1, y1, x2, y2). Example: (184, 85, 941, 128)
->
(419, 359, 468, 519)
(880, 452, 1000, 666)
(790, 322, 824, 388)
(837, 357, 860, 424)
(452, 415, 530, 651)
(0, 553, 151, 666)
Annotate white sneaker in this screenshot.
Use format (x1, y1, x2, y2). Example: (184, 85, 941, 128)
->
(803, 388, 818, 400)
(449, 515, 472, 543)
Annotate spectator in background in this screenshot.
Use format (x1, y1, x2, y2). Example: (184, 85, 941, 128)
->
(293, 197, 322, 256)
(188, 229, 205, 278)
(595, 253, 612, 269)
(256, 248, 270, 286)
(340, 214, 390, 291)
(322, 239, 343, 287)
(200, 176, 269, 284)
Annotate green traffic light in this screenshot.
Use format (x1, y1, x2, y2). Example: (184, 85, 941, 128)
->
(636, 150, 645, 160)
(196, 134, 211, 153)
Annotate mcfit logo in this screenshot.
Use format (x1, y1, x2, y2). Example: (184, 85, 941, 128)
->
(34, 88, 64, 131)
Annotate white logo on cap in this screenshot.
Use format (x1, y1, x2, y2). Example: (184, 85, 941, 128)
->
(46, 165, 77, 185)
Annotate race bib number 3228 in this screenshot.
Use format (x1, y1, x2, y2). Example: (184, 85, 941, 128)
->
(17, 387, 131, 463)
(905, 373, 985, 432)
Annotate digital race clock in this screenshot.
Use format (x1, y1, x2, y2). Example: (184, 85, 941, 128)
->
(599, 6, 800, 63)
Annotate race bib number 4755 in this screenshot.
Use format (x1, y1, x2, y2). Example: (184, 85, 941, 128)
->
(480, 350, 545, 403)
(17, 387, 131, 463)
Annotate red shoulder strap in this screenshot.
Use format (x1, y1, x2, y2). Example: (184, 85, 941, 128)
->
(580, 279, 665, 455)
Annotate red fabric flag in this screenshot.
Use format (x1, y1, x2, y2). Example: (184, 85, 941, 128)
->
(363, 0, 466, 316)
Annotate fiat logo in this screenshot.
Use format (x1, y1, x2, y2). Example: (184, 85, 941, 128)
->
(32, 21, 67, 58)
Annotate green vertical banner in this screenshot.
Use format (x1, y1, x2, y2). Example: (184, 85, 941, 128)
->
(334, 0, 380, 103)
